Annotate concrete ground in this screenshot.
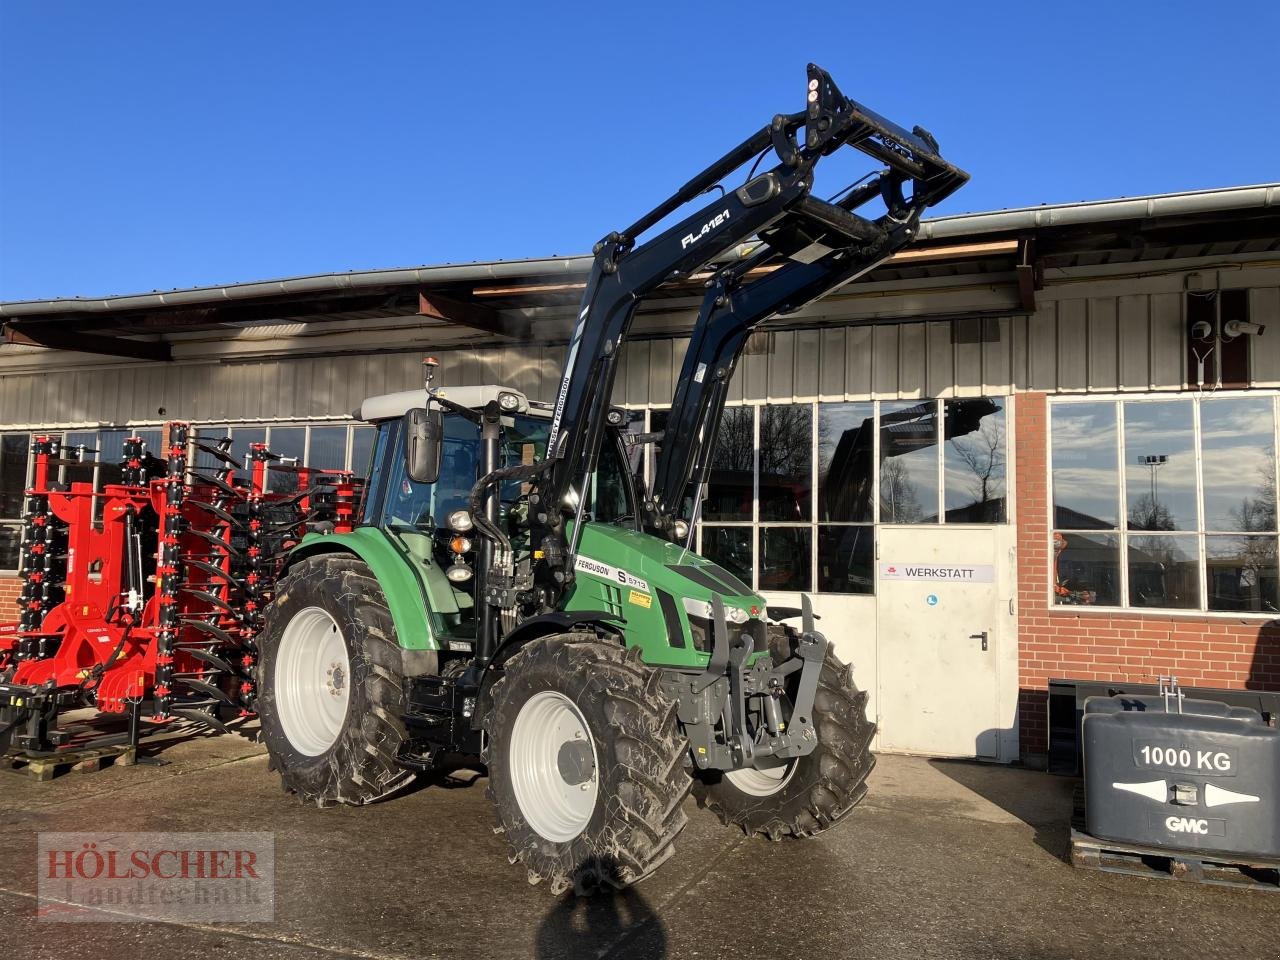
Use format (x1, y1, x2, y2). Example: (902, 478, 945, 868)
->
(1, 729, 1277, 960)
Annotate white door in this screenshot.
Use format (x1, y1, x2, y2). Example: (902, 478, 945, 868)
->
(875, 525, 1005, 759)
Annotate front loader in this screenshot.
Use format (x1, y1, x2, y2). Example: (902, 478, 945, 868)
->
(255, 65, 968, 894)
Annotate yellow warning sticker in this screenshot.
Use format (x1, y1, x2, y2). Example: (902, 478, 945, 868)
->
(628, 590, 652, 609)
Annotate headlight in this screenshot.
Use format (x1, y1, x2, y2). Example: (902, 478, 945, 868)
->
(445, 562, 473, 583)
(497, 391, 521, 411)
(448, 509, 473, 532)
(672, 519, 690, 540)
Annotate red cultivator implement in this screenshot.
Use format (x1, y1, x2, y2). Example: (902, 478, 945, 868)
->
(0, 424, 361, 759)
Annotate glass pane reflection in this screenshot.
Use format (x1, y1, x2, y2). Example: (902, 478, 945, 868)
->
(1201, 396, 1276, 533)
(1051, 402, 1118, 530)
(1124, 401, 1196, 531)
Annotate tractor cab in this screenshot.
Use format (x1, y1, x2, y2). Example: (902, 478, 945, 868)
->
(349, 385, 640, 640)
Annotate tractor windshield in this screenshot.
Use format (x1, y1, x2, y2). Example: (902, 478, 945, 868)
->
(359, 409, 637, 637)
(362, 409, 635, 560)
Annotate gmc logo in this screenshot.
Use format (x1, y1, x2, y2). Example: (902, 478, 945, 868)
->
(1162, 815, 1225, 837)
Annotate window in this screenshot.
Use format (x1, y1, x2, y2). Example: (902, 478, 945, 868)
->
(880, 401, 938, 523)
(945, 399, 1007, 523)
(818, 402, 874, 594)
(1, 434, 29, 570)
(308, 426, 349, 471)
(267, 427, 306, 493)
(1050, 394, 1280, 613)
(703, 406, 753, 522)
(352, 426, 376, 477)
(227, 427, 266, 476)
(687, 397, 1009, 595)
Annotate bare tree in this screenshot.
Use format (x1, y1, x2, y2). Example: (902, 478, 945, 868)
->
(759, 406, 811, 477)
(949, 417, 1006, 507)
(1228, 449, 1277, 533)
(1129, 493, 1176, 531)
(711, 407, 754, 473)
(879, 455, 923, 522)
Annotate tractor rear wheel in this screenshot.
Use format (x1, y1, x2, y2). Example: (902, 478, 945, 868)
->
(692, 624, 876, 840)
(483, 633, 690, 895)
(257, 554, 414, 806)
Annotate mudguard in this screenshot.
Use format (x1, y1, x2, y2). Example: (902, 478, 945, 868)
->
(287, 528, 437, 650)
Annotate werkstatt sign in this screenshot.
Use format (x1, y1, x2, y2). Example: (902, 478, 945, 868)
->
(879, 562, 994, 583)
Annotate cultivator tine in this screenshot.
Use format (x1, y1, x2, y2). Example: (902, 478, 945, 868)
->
(179, 587, 239, 616)
(170, 707, 232, 735)
(178, 647, 236, 674)
(189, 471, 246, 499)
(801, 593, 815, 636)
(183, 557, 239, 584)
(178, 617, 238, 646)
(176, 677, 234, 703)
(185, 528, 244, 557)
(267, 488, 318, 507)
(190, 440, 239, 467)
(186, 500, 239, 526)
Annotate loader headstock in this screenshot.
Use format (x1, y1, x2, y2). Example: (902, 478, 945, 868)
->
(801, 64, 968, 212)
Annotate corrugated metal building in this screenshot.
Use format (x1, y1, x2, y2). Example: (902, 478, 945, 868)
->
(3, 183, 1279, 764)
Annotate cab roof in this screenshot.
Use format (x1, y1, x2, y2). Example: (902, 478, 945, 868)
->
(356, 385, 535, 422)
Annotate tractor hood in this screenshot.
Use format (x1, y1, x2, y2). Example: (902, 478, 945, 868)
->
(565, 523, 767, 668)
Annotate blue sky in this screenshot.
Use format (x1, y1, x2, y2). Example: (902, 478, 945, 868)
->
(2, 1, 1277, 302)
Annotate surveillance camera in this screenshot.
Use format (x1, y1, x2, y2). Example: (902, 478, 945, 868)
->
(1224, 319, 1265, 338)
(1190, 320, 1214, 341)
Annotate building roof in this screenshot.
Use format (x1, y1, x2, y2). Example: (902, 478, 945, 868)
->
(2, 183, 1277, 363)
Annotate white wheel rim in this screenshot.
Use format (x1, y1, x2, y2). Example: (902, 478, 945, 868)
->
(509, 690, 599, 843)
(274, 607, 350, 757)
(725, 762, 797, 798)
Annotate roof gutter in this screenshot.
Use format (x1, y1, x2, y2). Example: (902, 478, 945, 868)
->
(0, 255, 596, 319)
(916, 182, 1280, 242)
(3, 183, 1276, 320)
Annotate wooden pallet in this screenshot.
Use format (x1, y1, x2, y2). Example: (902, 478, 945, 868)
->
(1, 742, 135, 781)
(1070, 787, 1280, 891)
(1070, 828, 1280, 891)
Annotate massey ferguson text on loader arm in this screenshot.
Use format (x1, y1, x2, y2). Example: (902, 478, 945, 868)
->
(530, 64, 969, 596)
(647, 125, 968, 539)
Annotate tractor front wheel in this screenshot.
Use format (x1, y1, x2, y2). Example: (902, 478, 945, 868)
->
(257, 555, 414, 806)
(483, 633, 690, 895)
(692, 624, 876, 840)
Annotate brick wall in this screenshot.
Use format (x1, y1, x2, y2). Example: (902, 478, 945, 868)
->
(1014, 392, 1280, 764)
(0, 575, 20, 621)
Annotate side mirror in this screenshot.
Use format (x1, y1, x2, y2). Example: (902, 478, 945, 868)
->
(404, 407, 443, 484)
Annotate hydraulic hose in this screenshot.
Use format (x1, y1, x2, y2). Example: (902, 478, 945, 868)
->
(465, 459, 555, 554)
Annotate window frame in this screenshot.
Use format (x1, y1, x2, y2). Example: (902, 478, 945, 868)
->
(0, 432, 34, 574)
(628, 396, 1012, 596)
(1047, 391, 1280, 617)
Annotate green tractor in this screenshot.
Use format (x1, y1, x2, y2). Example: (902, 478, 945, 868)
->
(256, 65, 967, 894)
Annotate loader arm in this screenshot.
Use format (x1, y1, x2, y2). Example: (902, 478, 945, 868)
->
(645, 170, 953, 539)
(530, 63, 968, 599)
